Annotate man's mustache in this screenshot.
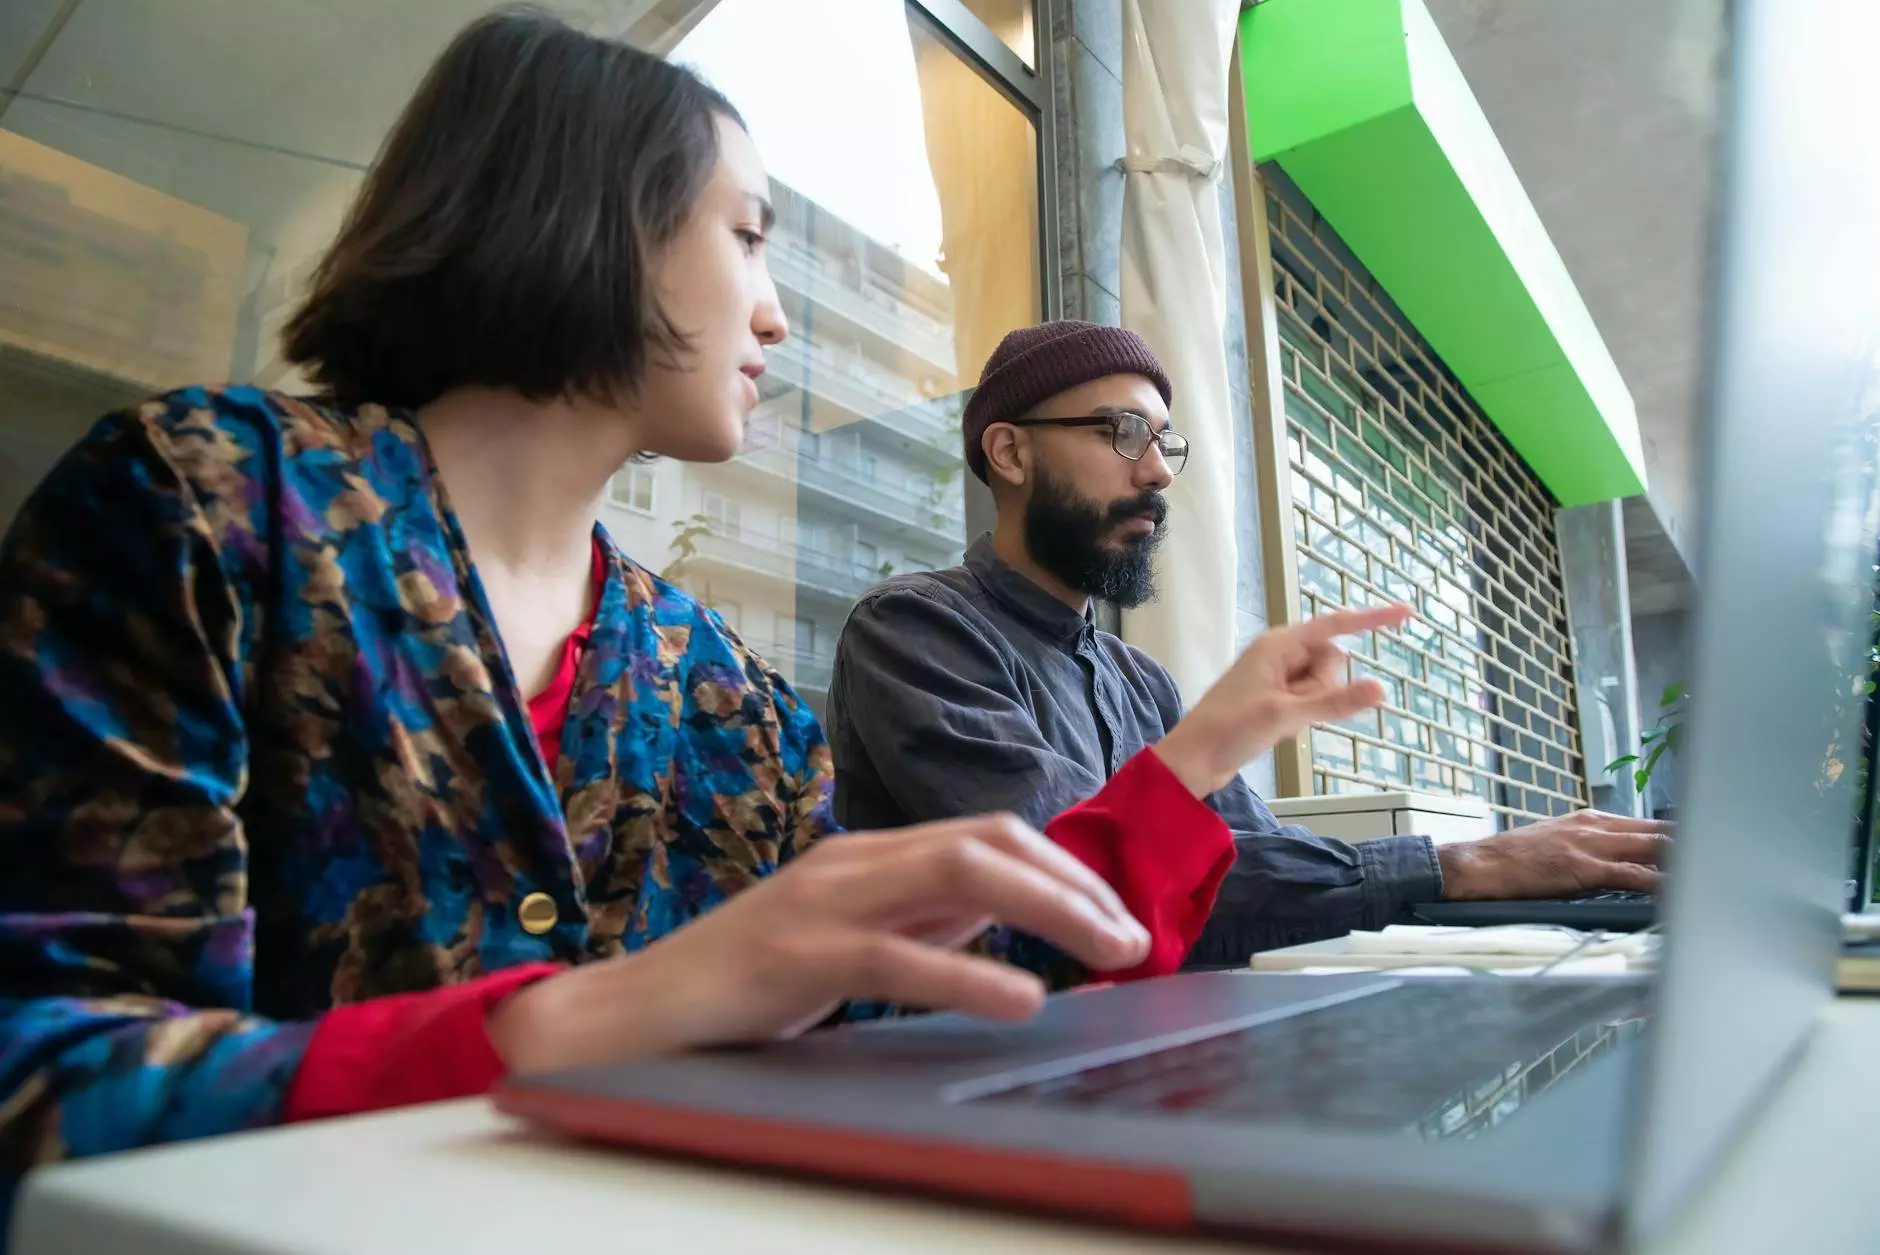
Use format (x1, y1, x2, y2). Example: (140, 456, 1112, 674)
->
(1105, 491, 1168, 528)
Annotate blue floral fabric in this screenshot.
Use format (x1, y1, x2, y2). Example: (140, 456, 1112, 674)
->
(0, 387, 905, 1224)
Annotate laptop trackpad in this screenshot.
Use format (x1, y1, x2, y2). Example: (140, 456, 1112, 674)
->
(824, 972, 1398, 1075)
(966, 979, 1651, 1140)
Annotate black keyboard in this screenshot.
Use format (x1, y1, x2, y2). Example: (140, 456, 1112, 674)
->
(1408, 891, 1657, 931)
(975, 981, 1651, 1141)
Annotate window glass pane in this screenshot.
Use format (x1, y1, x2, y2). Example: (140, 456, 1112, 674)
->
(0, 2, 1038, 727)
(1284, 389, 1331, 446)
(1335, 707, 1380, 738)
(1382, 711, 1428, 752)
(661, 0, 1039, 718)
(1357, 742, 1408, 785)
(788, 615, 816, 655)
(1311, 730, 1356, 775)
(1278, 310, 1322, 368)
(1352, 662, 1399, 710)
(610, 465, 658, 514)
(1413, 759, 1451, 793)
(1298, 556, 1344, 604)
(1301, 368, 1354, 429)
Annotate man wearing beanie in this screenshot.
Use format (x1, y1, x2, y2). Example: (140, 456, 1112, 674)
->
(826, 321, 1669, 964)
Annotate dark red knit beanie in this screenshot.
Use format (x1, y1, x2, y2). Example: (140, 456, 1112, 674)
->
(961, 320, 1173, 483)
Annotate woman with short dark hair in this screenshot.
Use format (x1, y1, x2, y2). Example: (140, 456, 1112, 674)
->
(0, 5, 1394, 1195)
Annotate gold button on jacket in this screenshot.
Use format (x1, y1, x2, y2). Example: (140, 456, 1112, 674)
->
(517, 892, 558, 935)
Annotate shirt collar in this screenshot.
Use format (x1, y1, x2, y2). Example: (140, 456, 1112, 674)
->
(964, 534, 1092, 643)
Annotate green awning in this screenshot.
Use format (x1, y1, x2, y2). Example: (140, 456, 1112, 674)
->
(1239, 0, 1646, 506)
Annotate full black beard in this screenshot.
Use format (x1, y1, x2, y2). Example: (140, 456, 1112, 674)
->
(1022, 466, 1167, 608)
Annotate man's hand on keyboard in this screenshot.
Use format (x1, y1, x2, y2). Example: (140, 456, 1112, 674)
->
(1435, 811, 1672, 901)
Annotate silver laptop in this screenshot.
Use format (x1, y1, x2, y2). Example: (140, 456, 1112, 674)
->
(499, 4, 1880, 1250)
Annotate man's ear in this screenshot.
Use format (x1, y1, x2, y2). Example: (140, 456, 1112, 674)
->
(983, 423, 1029, 488)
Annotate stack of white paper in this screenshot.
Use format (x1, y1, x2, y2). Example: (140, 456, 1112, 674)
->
(1250, 924, 1658, 978)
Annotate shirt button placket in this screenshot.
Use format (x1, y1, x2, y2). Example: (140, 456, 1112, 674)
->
(1081, 639, 1126, 776)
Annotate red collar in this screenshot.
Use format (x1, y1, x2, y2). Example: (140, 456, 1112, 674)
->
(526, 535, 608, 777)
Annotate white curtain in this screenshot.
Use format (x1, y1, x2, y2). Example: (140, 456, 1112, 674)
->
(1116, 0, 1243, 704)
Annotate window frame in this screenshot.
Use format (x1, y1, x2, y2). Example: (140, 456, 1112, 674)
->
(905, 0, 1062, 322)
(610, 464, 658, 517)
(701, 490, 742, 538)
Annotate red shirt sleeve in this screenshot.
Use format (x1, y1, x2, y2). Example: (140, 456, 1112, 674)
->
(284, 740, 1222, 1122)
(282, 963, 561, 1123)
(1041, 747, 1236, 983)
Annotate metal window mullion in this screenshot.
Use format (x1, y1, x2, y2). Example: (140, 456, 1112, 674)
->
(1294, 530, 1578, 746)
(1033, 0, 1062, 321)
(1354, 649, 1577, 775)
(1289, 343, 1563, 590)
(1269, 165, 1586, 813)
(1336, 694, 1529, 786)
(1230, 46, 1310, 797)
(1291, 436, 1474, 577)
(898, 0, 1057, 330)
(905, 0, 1044, 110)
(1297, 328, 1569, 588)
(1301, 572, 1581, 769)
(1290, 493, 1576, 711)
(1303, 429, 1564, 632)
(1295, 514, 1587, 781)
(1475, 542, 1571, 626)
(1311, 766, 1548, 823)
(1315, 749, 1580, 814)
(1358, 695, 1574, 796)
(1289, 476, 1577, 693)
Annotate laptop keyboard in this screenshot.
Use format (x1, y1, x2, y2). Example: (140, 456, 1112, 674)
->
(973, 981, 1652, 1141)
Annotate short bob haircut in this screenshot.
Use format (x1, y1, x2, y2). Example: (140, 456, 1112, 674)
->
(283, 7, 742, 410)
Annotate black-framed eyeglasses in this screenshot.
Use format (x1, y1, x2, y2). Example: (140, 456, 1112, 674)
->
(1007, 411, 1189, 475)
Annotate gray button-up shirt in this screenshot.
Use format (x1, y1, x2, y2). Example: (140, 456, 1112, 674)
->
(827, 536, 1442, 963)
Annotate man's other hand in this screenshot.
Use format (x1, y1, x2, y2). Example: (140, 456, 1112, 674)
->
(1437, 812, 1672, 900)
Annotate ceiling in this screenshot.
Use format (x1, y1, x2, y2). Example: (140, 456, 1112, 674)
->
(1427, 0, 1725, 614)
(0, 1, 712, 389)
(0, 1, 680, 242)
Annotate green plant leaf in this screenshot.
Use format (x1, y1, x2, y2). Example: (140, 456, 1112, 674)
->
(1661, 682, 1686, 707)
(1605, 754, 1640, 772)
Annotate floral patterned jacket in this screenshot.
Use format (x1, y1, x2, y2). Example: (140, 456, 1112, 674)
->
(0, 388, 1081, 1209)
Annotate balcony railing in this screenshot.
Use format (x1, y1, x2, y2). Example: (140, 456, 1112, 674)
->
(767, 239, 955, 373)
(730, 436, 965, 541)
(870, 397, 964, 456)
(805, 454, 965, 533)
(759, 338, 964, 459)
(744, 639, 834, 695)
(767, 337, 912, 417)
(793, 539, 886, 600)
(688, 527, 879, 602)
